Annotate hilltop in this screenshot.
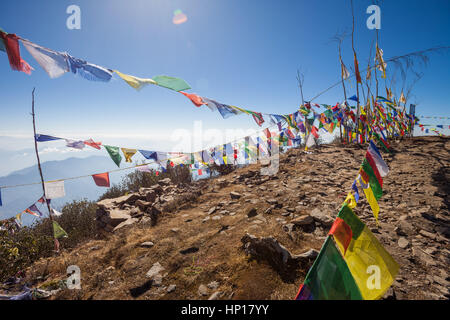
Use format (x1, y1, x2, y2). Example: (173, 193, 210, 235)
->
(8, 136, 450, 300)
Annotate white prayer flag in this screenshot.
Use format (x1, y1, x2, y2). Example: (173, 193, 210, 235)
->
(44, 181, 66, 199)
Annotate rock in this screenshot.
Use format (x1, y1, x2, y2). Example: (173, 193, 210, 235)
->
(207, 281, 219, 290)
(247, 207, 258, 218)
(180, 247, 199, 255)
(309, 208, 333, 228)
(167, 284, 176, 293)
(212, 215, 222, 221)
(113, 218, 138, 232)
(198, 284, 208, 296)
(146, 262, 164, 279)
(101, 209, 132, 227)
(145, 190, 157, 202)
(158, 178, 172, 186)
(208, 207, 217, 215)
(291, 215, 314, 226)
(140, 241, 154, 248)
(241, 233, 311, 279)
(135, 199, 152, 210)
(398, 237, 410, 249)
(266, 199, 278, 205)
(171, 228, 180, 233)
(208, 291, 221, 300)
(230, 192, 241, 199)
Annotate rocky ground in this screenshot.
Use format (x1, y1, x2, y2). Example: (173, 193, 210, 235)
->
(6, 136, 450, 300)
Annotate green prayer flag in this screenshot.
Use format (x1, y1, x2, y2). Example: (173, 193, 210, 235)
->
(105, 145, 122, 167)
(302, 236, 363, 300)
(362, 159, 382, 200)
(152, 75, 191, 92)
(337, 204, 364, 239)
(53, 221, 68, 239)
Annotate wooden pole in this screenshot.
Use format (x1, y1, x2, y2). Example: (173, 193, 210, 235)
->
(350, 0, 360, 145)
(31, 88, 58, 253)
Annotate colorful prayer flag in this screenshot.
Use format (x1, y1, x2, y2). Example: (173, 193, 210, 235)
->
(105, 145, 122, 167)
(92, 172, 110, 187)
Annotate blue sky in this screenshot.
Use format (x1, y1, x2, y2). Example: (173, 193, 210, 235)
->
(0, 0, 449, 167)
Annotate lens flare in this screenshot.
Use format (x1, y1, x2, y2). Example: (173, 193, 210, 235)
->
(173, 9, 188, 25)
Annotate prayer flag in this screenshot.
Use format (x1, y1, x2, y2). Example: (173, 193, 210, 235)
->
(21, 39, 69, 78)
(139, 150, 157, 161)
(53, 221, 68, 239)
(152, 75, 191, 91)
(92, 172, 110, 187)
(105, 145, 122, 167)
(121, 148, 137, 163)
(336, 205, 399, 300)
(44, 181, 65, 199)
(114, 70, 156, 90)
(35, 134, 61, 142)
(84, 139, 102, 150)
(180, 91, 205, 107)
(295, 237, 363, 300)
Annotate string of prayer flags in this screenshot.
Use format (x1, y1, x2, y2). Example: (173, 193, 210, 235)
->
(104, 145, 122, 167)
(114, 70, 157, 90)
(21, 39, 69, 78)
(53, 221, 68, 239)
(44, 180, 66, 199)
(92, 172, 110, 187)
(358, 173, 380, 224)
(121, 148, 137, 163)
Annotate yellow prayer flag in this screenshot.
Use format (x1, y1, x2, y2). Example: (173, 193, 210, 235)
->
(360, 177, 380, 224)
(343, 225, 399, 300)
(115, 70, 157, 90)
(344, 192, 357, 209)
(121, 148, 137, 163)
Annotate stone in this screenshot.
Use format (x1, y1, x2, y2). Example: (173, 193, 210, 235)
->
(140, 241, 154, 248)
(207, 281, 219, 290)
(167, 284, 176, 293)
(309, 208, 333, 227)
(171, 228, 180, 233)
(212, 215, 222, 220)
(208, 207, 217, 215)
(230, 192, 242, 199)
(146, 262, 164, 279)
(198, 284, 208, 296)
(158, 178, 172, 186)
(208, 292, 221, 300)
(291, 215, 314, 226)
(247, 207, 258, 218)
(113, 218, 138, 232)
(398, 237, 410, 249)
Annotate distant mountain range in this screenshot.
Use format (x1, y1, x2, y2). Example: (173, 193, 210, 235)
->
(0, 156, 128, 225)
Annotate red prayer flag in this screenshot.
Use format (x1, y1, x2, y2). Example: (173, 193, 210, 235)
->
(84, 139, 102, 150)
(180, 91, 205, 107)
(311, 126, 319, 139)
(329, 217, 353, 254)
(0, 32, 32, 74)
(92, 172, 110, 187)
(365, 152, 383, 187)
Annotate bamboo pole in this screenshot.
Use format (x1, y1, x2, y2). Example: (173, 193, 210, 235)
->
(31, 88, 59, 253)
